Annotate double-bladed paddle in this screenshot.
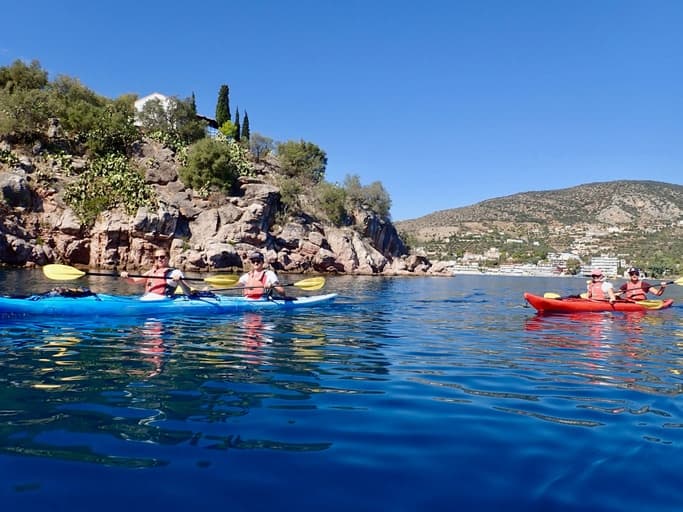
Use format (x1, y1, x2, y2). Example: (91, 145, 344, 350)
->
(210, 276, 327, 292)
(543, 276, 683, 300)
(42, 263, 239, 287)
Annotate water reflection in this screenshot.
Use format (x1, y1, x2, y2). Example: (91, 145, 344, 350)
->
(523, 311, 682, 394)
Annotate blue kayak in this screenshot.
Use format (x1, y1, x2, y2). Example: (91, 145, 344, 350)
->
(0, 291, 338, 318)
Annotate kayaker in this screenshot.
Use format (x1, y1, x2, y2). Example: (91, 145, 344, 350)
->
(618, 267, 667, 300)
(120, 249, 193, 297)
(586, 268, 617, 303)
(238, 251, 287, 299)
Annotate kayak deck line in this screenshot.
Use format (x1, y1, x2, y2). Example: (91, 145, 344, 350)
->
(0, 291, 338, 318)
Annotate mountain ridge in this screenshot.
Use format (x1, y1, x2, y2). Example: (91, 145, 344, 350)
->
(394, 180, 683, 271)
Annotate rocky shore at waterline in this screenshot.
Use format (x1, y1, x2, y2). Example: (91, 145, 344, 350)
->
(1, 138, 451, 277)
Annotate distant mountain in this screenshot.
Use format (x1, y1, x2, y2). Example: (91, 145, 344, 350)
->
(395, 180, 683, 270)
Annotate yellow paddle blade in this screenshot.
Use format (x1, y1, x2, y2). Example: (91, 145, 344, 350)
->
(43, 264, 86, 281)
(543, 291, 588, 299)
(672, 277, 683, 286)
(635, 300, 665, 309)
(204, 274, 240, 286)
(293, 276, 326, 291)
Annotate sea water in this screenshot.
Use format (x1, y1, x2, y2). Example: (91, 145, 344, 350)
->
(0, 270, 682, 511)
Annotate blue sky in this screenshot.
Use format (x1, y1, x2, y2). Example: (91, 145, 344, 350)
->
(2, 1, 681, 220)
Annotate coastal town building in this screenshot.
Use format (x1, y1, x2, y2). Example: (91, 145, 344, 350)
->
(582, 255, 619, 278)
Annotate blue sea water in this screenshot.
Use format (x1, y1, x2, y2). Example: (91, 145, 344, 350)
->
(1, 270, 682, 511)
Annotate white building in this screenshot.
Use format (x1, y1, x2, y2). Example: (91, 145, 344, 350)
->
(133, 93, 172, 126)
(582, 255, 619, 278)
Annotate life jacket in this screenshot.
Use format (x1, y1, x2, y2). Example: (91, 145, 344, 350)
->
(588, 281, 607, 299)
(145, 267, 177, 296)
(244, 270, 267, 299)
(623, 281, 647, 301)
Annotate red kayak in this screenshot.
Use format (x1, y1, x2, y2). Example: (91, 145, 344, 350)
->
(524, 292, 674, 314)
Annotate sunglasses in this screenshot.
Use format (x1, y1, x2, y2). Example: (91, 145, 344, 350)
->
(155, 255, 168, 260)
(250, 259, 263, 263)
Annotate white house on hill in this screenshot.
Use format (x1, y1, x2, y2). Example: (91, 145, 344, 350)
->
(133, 92, 219, 131)
(133, 93, 171, 126)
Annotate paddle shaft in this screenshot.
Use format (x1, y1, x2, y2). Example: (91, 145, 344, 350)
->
(88, 270, 221, 283)
(211, 282, 298, 292)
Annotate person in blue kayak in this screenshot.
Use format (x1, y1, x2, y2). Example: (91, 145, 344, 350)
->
(120, 248, 193, 297)
(238, 251, 287, 299)
(617, 267, 667, 301)
(586, 268, 617, 303)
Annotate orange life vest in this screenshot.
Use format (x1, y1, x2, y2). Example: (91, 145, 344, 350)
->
(145, 267, 176, 296)
(623, 281, 647, 301)
(588, 281, 607, 299)
(244, 270, 267, 299)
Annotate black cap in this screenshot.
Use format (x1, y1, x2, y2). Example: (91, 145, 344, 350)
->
(628, 267, 639, 275)
(248, 251, 264, 262)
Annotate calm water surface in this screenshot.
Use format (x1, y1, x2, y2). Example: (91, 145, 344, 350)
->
(1, 270, 682, 511)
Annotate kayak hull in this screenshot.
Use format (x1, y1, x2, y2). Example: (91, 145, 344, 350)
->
(524, 292, 673, 314)
(0, 292, 338, 318)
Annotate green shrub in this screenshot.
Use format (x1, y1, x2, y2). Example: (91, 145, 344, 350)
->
(138, 96, 206, 146)
(0, 60, 48, 92)
(277, 177, 304, 217)
(276, 140, 327, 184)
(0, 88, 53, 139)
(316, 182, 349, 226)
(179, 136, 252, 193)
(343, 174, 392, 219)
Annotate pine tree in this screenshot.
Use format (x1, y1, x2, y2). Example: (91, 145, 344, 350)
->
(215, 84, 230, 126)
(242, 111, 250, 141)
(234, 107, 241, 141)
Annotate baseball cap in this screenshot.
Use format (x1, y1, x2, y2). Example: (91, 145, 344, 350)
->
(249, 251, 264, 262)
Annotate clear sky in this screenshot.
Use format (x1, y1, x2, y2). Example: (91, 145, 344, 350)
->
(2, 0, 681, 221)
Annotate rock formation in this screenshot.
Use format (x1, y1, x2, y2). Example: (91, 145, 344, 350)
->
(1, 138, 441, 276)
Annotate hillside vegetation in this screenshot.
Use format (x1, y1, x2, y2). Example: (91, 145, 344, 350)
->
(395, 180, 683, 275)
(0, 59, 392, 230)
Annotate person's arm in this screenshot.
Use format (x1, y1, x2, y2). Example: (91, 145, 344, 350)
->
(120, 270, 148, 284)
(266, 271, 286, 297)
(606, 283, 616, 302)
(644, 281, 666, 297)
(169, 269, 193, 296)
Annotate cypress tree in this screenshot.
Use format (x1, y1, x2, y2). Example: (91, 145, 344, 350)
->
(190, 92, 197, 113)
(242, 111, 250, 141)
(215, 84, 231, 126)
(234, 108, 241, 141)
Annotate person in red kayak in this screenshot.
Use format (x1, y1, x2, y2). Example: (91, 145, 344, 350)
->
(238, 251, 287, 299)
(586, 268, 617, 303)
(618, 267, 667, 301)
(120, 248, 193, 298)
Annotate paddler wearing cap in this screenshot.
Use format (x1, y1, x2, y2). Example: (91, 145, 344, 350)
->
(617, 267, 667, 301)
(586, 268, 617, 303)
(238, 251, 287, 299)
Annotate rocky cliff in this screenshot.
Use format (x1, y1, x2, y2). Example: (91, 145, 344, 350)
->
(1, 138, 441, 276)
